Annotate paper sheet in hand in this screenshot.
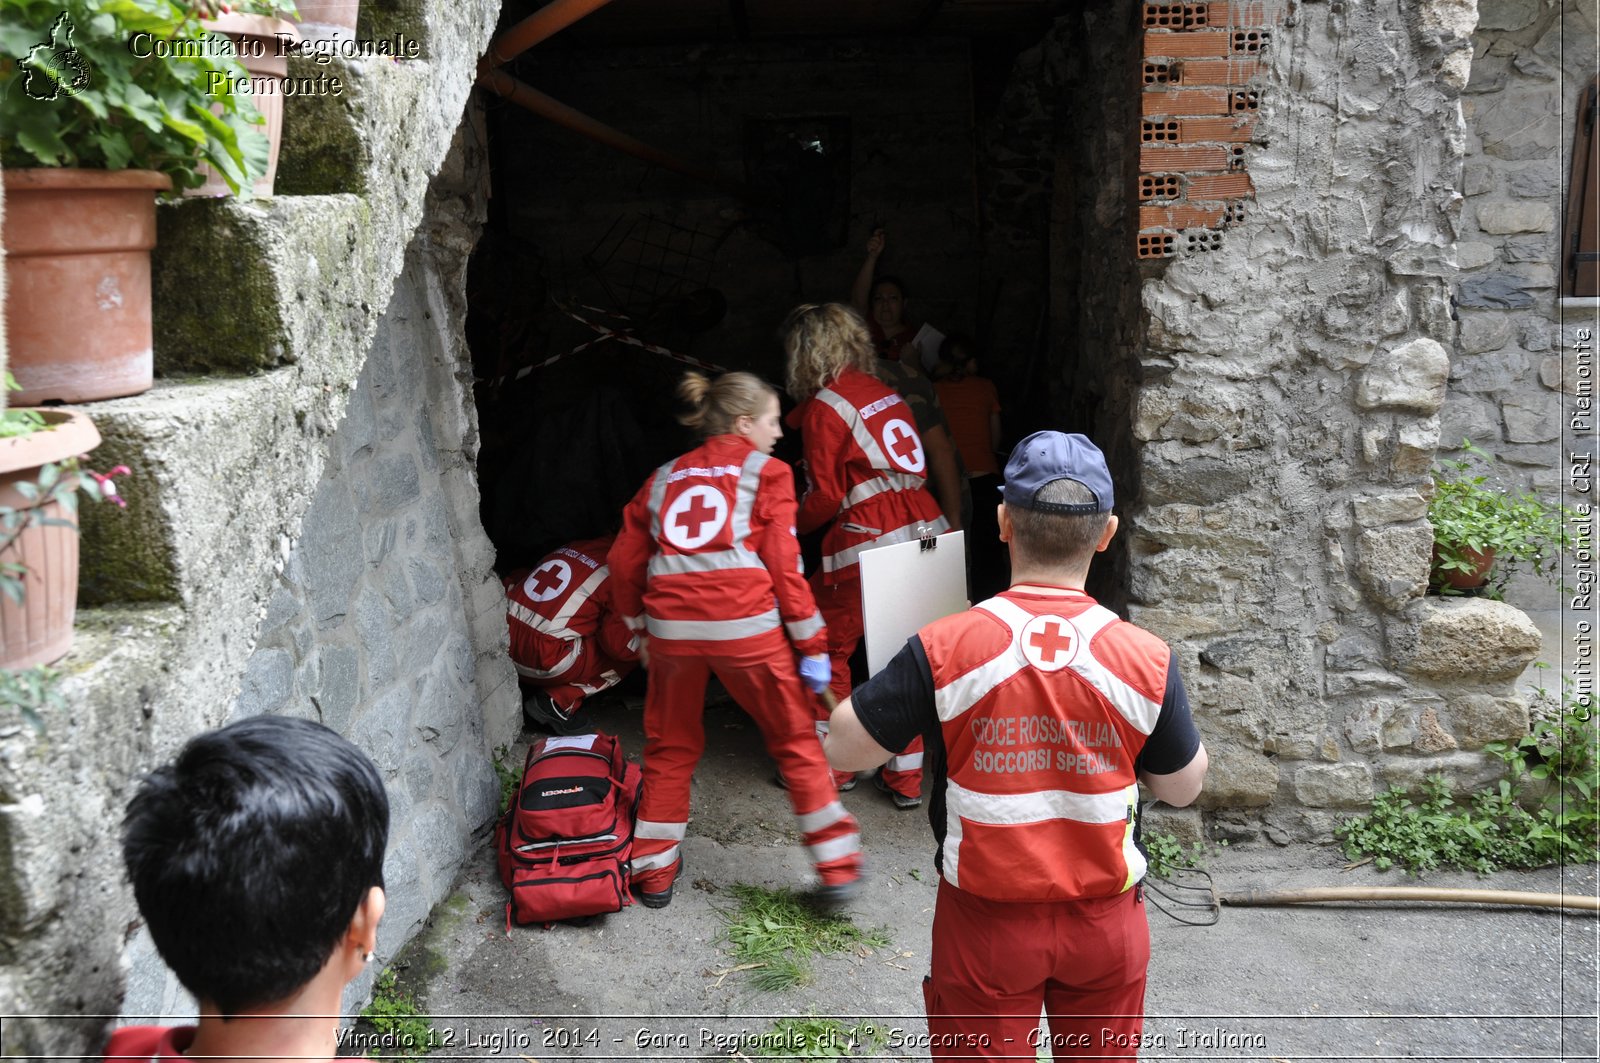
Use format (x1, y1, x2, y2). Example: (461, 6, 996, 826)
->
(859, 530, 966, 676)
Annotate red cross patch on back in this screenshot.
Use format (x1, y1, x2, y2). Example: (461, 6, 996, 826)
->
(1020, 614, 1077, 672)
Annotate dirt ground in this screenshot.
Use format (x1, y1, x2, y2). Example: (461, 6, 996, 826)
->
(393, 695, 1599, 1063)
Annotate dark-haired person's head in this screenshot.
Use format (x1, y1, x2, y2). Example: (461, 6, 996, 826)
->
(999, 431, 1118, 574)
(122, 715, 389, 1016)
(869, 275, 909, 331)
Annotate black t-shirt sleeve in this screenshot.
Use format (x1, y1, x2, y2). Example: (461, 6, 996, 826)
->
(849, 636, 936, 754)
(1135, 650, 1202, 775)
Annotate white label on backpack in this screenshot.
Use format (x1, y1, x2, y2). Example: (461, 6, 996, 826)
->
(543, 734, 600, 751)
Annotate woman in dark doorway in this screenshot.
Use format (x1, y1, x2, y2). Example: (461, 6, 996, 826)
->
(852, 228, 931, 366)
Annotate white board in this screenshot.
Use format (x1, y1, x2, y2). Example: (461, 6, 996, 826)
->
(858, 530, 967, 676)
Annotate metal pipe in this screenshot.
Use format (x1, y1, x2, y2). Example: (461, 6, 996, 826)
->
(484, 0, 617, 67)
(477, 69, 755, 202)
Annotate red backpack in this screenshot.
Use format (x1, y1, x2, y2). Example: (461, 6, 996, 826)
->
(495, 731, 644, 926)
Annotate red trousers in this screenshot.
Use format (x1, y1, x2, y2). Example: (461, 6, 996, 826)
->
(512, 632, 635, 714)
(629, 631, 862, 893)
(812, 576, 923, 797)
(924, 878, 1150, 1061)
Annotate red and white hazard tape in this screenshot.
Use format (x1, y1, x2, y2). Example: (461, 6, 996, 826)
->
(477, 301, 731, 387)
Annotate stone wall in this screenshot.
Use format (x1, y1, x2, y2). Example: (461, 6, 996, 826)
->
(119, 134, 517, 1019)
(1117, 0, 1545, 844)
(1452, 0, 1595, 499)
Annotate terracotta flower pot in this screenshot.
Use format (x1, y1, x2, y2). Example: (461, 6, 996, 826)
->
(190, 15, 301, 197)
(2, 169, 170, 406)
(1430, 543, 1497, 592)
(294, 0, 360, 44)
(0, 410, 102, 670)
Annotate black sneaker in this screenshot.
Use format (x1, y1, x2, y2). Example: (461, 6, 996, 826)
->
(635, 881, 674, 909)
(874, 772, 921, 810)
(812, 870, 865, 911)
(523, 691, 588, 735)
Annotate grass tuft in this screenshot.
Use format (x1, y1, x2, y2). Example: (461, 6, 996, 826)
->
(714, 883, 890, 991)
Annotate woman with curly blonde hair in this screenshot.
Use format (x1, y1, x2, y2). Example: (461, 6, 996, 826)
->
(781, 303, 948, 804)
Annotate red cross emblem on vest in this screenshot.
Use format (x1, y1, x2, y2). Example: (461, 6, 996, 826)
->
(524, 559, 573, 603)
(663, 485, 729, 550)
(880, 417, 925, 474)
(1021, 614, 1076, 672)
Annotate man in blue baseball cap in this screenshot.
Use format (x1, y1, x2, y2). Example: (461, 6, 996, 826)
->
(823, 430, 1208, 1060)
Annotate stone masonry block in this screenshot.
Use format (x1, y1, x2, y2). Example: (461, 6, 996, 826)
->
(1356, 338, 1449, 413)
(1475, 201, 1556, 234)
(232, 647, 294, 718)
(314, 643, 361, 732)
(1292, 764, 1373, 808)
(1352, 492, 1428, 527)
(1355, 525, 1431, 609)
(1198, 747, 1280, 808)
(1456, 274, 1537, 309)
(276, 57, 371, 195)
(1502, 392, 1559, 443)
(1398, 598, 1543, 682)
(1445, 693, 1530, 750)
(1457, 312, 1512, 355)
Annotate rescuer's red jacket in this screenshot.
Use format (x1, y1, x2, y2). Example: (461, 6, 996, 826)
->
(608, 434, 826, 657)
(794, 368, 948, 584)
(504, 535, 638, 679)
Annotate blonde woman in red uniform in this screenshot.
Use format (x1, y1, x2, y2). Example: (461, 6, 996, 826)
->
(782, 303, 950, 807)
(609, 371, 864, 909)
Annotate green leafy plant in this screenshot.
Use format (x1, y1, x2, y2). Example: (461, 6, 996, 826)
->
(754, 1015, 883, 1059)
(0, 663, 67, 733)
(1337, 676, 1598, 875)
(1, 387, 130, 608)
(492, 744, 518, 813)
(1428, 440, 1573, 599)
(714, 884, 890, 991)
(1142, 829, 1226, 879)
(0, 0, 276, 194)
(356, 968, 438, 1059)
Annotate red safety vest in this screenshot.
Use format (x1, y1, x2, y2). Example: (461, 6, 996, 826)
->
(504, 535, 634, 680)
(609, 434, 826, 655)
(920, 588, 1170, 902)
(795, 368, 948, 582)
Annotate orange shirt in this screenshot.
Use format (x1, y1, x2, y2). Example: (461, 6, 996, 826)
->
(934, 375, 1001, 476)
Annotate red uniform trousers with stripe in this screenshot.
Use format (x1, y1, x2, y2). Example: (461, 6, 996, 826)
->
(925, 877, 1150, 1061)
(812, 575, 924, 798)
(629, 629, 862, 894)
(513, 630, 635, 714)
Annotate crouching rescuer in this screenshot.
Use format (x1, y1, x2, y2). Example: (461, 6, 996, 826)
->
(608, 370, 864, 909)
(822, 431, 1208, 1060)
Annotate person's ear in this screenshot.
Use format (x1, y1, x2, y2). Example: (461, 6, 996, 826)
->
(1094, 514, 1119, 553)
(348, 886, 386, 960)
(997, 503, 1012, 542)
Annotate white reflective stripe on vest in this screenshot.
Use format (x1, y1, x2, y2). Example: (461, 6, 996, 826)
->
(508, 598, 582, 643)
(941, 781, 1140, 891)
(808, 832, 860, 865)
(842, 471, 926, 513)
(512, 638, 581, 681)
(815, 386, 892, 469)
(648, 548, 766, 578)
(635, 819, 687, 840)
(548, 562, 611, 631)
(947, 778, 1135, 826)
(729, 449, 766, 542)
(886, 750, 923, 772)
(647, 608, 782, 641)
(952, 597, 1162, 735)
(794, 800, 849, 834)
(785, 610, 824, 643)
(646, 463, 672, 540)
(822, 514, 950, 574)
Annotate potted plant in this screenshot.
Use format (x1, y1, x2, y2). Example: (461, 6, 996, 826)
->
(0, 0, 275, 404)
(191, 1, 301, 198)
(0, 380, 130, 670)
(1427, 441, 1572, 599)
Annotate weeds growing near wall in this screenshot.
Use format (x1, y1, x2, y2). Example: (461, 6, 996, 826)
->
(1142, 829, 1227, 879)
(355, 968, 438, 1059)
(1337, 679, 1598, 874)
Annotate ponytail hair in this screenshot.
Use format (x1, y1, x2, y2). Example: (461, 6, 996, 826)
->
(677, 371, 779, 439)
(782, 302, 877, 400)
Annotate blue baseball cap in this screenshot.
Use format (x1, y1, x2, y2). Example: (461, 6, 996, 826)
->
(1000, 431, 1115, 514)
